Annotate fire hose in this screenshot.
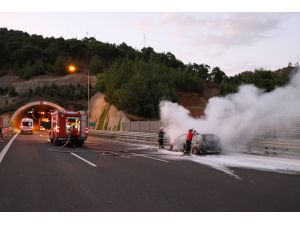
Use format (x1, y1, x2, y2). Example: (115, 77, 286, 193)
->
(48, 133, 82, 153)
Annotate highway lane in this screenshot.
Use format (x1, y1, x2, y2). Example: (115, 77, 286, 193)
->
(0, 131, 299, 211)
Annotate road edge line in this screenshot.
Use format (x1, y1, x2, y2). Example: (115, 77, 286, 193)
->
(70, 152, 97, 167)
(0, 131, 20, 164)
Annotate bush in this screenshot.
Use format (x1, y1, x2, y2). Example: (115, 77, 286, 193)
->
(8, 85, 17, 97)
(52, 56, 66, 75)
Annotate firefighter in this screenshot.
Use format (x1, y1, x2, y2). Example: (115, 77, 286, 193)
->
(184, 128, 194, 155)
(158, 127, 165, 149)
(71, 125, 79, 148)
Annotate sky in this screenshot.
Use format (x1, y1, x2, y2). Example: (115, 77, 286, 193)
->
(0, 10, 300, 76)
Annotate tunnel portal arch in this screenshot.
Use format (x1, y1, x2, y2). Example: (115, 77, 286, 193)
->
(10, 101, 64, 129)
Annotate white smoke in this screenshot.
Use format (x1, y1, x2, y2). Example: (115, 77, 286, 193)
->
(160, 69, 300, 152)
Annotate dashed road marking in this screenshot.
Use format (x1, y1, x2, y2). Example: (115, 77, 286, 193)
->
(70, 153, 97, 167)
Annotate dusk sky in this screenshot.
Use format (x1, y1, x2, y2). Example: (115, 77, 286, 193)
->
(0, 12, 299, 75)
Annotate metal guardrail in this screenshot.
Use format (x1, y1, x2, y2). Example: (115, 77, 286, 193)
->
(89, 129, 170, 146)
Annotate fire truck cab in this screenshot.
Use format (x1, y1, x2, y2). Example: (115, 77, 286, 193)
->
(49, 110, 88, 146)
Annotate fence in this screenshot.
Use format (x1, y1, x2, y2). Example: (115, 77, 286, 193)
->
(248, 116, 300, 157)
(253, 116, 300, 140)
(272, 116, 300, 139)
(122, 121, 162, 133)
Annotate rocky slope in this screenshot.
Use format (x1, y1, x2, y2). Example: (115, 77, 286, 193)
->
(89, 92, 130, 131)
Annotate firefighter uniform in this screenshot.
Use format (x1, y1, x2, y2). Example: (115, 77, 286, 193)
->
(184, 129, 194, 155)
(158, 127, 165, 149)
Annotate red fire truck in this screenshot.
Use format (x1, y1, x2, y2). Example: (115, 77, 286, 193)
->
(49, 110, 88, 146)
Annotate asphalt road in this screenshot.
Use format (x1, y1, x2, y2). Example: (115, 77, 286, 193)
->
(0, 131, 299, 212)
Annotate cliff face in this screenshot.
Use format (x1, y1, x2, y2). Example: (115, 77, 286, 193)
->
(176, 82, 220, 118)
(89, 92, 129, 131)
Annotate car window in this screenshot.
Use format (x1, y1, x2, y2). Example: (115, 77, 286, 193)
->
(22, 122, 32, 126)
(204, 135, 218, 141)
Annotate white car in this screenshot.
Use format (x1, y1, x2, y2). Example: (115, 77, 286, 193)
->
(20, 118, 33, 134)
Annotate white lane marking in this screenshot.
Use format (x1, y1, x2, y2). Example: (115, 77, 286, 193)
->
(135, 154, 169, 163)
(89, 136, 153, 148)
(70, 152, 97, 167)
(0, 132, 20, 164)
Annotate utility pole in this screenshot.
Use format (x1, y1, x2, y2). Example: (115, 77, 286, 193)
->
(144, 33, 146, 48)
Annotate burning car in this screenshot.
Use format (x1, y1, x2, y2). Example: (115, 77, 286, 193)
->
(191, 134, 222, 155)
(170, 133, 222, 155)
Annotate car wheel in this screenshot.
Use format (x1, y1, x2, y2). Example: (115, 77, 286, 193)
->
(199, 147, 206, 155)
(192, 147, 198, 155)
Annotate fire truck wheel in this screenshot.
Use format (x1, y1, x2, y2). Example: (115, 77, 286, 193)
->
(54, 138, 60, 146)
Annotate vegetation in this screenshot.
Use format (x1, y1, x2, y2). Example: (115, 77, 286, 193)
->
(95, 58, 206, 117)
(25, 82, 94, 101)
(0, 28, 298, 118)
(220, 64, 298, 95)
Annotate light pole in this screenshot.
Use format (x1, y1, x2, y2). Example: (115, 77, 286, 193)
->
(68, 65, 90, 118)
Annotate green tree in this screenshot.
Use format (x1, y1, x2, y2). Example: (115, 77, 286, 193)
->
(31, 59, 47, 75)
(22, 63, 33, 80)
(52, 56, 66, 75)
(89, 55, 104, 74)
(211, 67, 226, 84)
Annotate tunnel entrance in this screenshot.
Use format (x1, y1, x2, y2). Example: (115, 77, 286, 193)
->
(10, 101, 64, 130)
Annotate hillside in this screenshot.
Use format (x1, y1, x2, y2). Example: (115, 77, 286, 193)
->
(0, 28, 298, 120)
(0, 72, 97, 114)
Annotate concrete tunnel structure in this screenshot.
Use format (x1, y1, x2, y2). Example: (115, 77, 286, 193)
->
(9, 101, 64, 130)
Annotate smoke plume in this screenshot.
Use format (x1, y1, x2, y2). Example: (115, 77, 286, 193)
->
(160, 69, 300, 152)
